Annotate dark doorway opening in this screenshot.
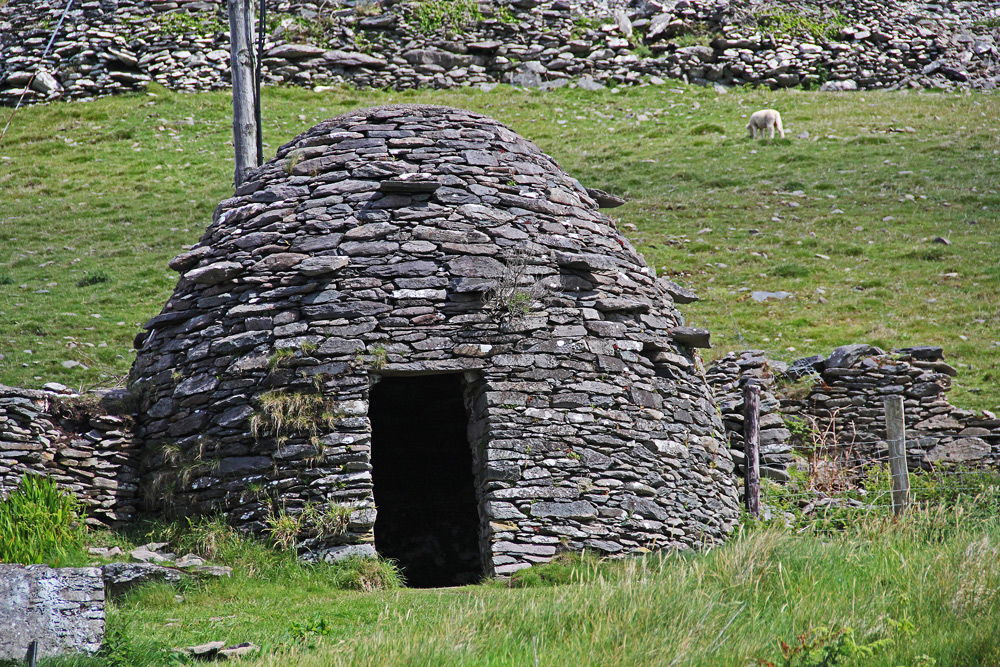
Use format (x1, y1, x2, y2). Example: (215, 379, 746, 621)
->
(369, 374, 483, 588)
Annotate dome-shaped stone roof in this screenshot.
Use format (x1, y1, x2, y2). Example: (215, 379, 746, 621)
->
(129, 105, 739, 583)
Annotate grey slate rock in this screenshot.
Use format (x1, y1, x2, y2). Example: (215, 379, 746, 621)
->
(101, 562, 181, 598)
(826, 344, 883, 369)
(0, 565, 104, 660)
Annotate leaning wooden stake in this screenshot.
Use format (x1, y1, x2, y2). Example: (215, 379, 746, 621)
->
(228, 0, 260, 187)
(884, 395, 910, 517)
(743, 381, 761, 519)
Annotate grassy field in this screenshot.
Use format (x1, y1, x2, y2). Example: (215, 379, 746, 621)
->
(3, 84, 999, 665)
(40, 505, 1000, 667)
(0, 84, 997, 410)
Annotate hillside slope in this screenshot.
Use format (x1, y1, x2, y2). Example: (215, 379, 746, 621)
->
(0, 85, 997, 412)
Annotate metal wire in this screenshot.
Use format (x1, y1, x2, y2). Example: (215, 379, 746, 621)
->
(0, 0, 75, 145)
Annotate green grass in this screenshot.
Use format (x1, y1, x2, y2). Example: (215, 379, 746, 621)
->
(0, 474, 88, 566)
(42, 502, 1000, 666)
(0, 84, 998, 412)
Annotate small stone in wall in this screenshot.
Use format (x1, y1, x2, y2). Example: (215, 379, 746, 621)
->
(925, 437, 990, 464)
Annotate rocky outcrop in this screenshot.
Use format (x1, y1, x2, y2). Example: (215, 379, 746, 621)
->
(2, 0, 997, 106)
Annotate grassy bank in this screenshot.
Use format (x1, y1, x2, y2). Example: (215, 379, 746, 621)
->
(0, 84, 997, 411)
(44, 507, 1000, 666)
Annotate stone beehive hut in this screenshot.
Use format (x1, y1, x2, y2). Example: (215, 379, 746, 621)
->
(128, 104, 740, 586)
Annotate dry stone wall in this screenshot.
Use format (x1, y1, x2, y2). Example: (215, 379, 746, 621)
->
(781, 344, 1000, 468)
(126, 104, 741, 576)
(705, 349, 791, 481)
(2, 0, 998, 106)
(0, 385, 140, 528)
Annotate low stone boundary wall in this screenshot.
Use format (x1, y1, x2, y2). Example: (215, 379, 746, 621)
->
(1, 0, 997, 107)
(0, 565, 105, 661)
(781, 345, 1000, 468)
(706, 350, 791, 480)
(0, 385, 140, 527)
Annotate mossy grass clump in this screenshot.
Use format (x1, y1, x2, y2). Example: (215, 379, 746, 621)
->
(250, 390, 341, 438)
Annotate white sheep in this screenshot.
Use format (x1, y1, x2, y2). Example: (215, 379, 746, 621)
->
(746, 109, 785, 140)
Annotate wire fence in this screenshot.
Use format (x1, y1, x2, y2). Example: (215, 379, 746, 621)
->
(742, 389, 1000, 522)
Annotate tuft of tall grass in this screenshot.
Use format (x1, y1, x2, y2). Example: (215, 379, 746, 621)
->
(0, 475, 88, 566)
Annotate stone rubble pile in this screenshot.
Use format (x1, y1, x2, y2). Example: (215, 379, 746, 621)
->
(705, 349, 792, 481)
(781, 344, 1000, 468)
(0, 385, 140, 528)
(126, 103, 741, 575)
(2, 0, 997, 106)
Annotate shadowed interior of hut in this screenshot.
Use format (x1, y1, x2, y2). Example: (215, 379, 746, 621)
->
(369, 374, 483, 588)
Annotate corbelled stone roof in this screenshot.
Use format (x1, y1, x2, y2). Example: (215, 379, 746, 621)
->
(129, 105, 740, 574)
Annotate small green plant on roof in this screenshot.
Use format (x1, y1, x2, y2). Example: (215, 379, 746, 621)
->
(492, 3, 518, 24)
(250, 390, 341, 438)
(0, 475, 88, 566)
(359, 344, 388, 370)
(407, 0, 483, 35)
(266, 12, 339, 47)
(570, 13, 604, 38)
(483, 246, 551, 323)
(354, 0, 383, 17)
(632, 43, 653, 58)
(284, 150, 305, 175)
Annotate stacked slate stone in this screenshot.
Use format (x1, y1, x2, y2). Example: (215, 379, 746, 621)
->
(705, 350, 792, 481)
(781, 344, 1000, 468)
(0, 385, 139, 528)
(2, 0, 998, 107)
(128, 104, 741, 575)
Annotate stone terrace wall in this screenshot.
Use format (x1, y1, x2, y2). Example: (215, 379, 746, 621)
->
(706, 349, 791, 481)
(2, 0, 998, 106)
(781, 345, 1000, 468)
(0, 386, 140, 528)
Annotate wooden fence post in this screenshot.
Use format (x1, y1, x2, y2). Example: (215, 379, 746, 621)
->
(228, 0, 260, 187)
(884, 395, 910, 517)
(743, 381, 761, 519)
(25, 640, 38, 667)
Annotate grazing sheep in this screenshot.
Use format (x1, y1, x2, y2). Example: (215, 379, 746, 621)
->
(746, 109, 785, 139)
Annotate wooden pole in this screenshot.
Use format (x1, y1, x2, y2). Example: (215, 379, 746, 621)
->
(228, 0, 259, 187)
(743, 381, 761, 519)
(884, 395, 909, 516)
(25, 640, 38, 667)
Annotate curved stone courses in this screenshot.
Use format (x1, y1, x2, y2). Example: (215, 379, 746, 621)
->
(128, 104, 740, 574)
(1, 0, 997, 107)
